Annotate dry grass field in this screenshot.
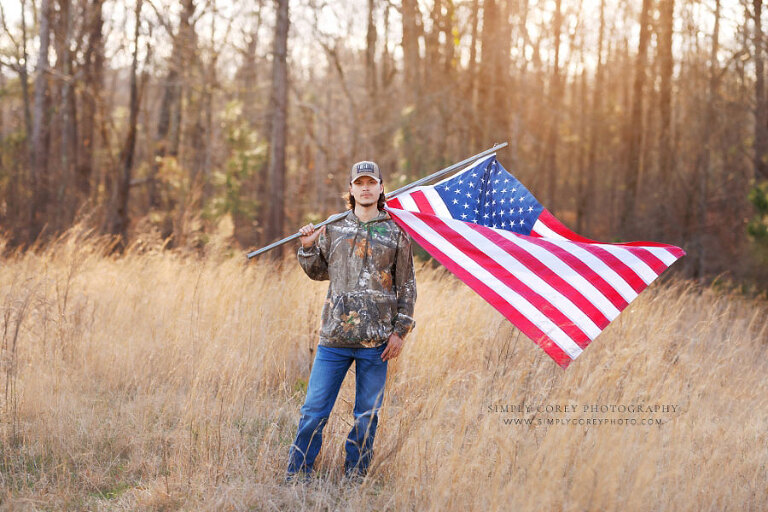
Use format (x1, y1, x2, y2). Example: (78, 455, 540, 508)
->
(1, 228, 767, 511)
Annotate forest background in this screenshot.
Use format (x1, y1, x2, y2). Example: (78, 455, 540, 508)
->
(1, 0, 768, 288)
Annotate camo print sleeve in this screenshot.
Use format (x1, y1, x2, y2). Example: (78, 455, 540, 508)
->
(297, 229, 330, 281)
(392, 228, 417, 338)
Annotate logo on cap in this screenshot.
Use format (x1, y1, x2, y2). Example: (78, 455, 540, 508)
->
(355, 162, 376, 173)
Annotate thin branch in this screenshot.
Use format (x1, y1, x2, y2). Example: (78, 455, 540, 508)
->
(0, 2, 21, 50)
(0, 56, 20, 73)
(715, 49, 749, 83)
(144, 0, 174, 36)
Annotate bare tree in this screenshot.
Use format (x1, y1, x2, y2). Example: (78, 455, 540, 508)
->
(577, 0, 605, 234)
(754, 0, 768, 181)
(76, 0, 105, 203)
(401, 0, 421, 102)
(148, 0, 197, 212)
(656, 0, 674, 235)
(366, 0, 377, 101)
(462, 0, 480, 150)
(30, 0, 53, 239)
(400, 0, 425, 178)
(108, 0, 144, 244)
(0, 0, 33, 163)
(0, 0, 34, 229)
(542, 0, 563, 212)
(265, 0, 289, 254)
(692, 0, 722, 277)
(620, 0, 654, 236)
(56, 0, 79, 226)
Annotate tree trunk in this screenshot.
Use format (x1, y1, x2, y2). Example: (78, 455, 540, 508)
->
(575, 66, 587, 233)
(19, 0, 33, 171)
(578, 0, 604, 235)
(0, 71, 3, 144)
(464, 0, 480, 149)
(610, 37, 631, 234)
(401, 0, 423, 177)
(149, 0, 196, 210)
(424, 0, 441, 90)
(76, 0, 105, 202)
(656, 0, 674, 237)
(30, 0, 53, 241)
(754, 0, 768, 181)
(620, 0, 653, 236)
(424, 0, 448, 163)
(438, 0, 456, 163)
(542, 0, 563, 212)
(511, 0, 530, 169)
(108, 0, 143, 245)
(235, 2, 265, 245)
(365, 0, 382, 156)
(365, 0, 377, 100)
(265, 0, 289, 256)
(58, 0, 78, 226)
(240, 1, 263, 128)
(689, 0, 720, 279)
(401, 0, 421, 103)
(479, 0, 511, 145)
(184, 4, 217, 203)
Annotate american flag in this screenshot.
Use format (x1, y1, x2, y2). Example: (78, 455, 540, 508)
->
(385, 154, 685, 368)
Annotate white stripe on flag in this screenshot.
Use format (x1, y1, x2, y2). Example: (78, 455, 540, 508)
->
(397, 193, 420, 213)
(532, 219, 567, 240)
(643, 246, 679, 266)
(422, 187, 453, 217)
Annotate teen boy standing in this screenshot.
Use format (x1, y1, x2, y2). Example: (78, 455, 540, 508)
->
(286, 161, 416, 480)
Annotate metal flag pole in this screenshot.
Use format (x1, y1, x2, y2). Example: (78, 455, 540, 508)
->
(246, 142, 508, 259)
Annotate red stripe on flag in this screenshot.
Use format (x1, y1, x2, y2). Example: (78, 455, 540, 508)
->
(386, 197, 403, 209)
(410, 190, 437, 215)
(537, 209, 595, 243)
(387, 209, 574, 368)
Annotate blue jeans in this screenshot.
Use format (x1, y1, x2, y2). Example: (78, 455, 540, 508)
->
(287, 344, 388, 477)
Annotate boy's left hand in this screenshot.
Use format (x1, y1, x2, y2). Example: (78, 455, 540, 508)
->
(381, 333, 405, 361)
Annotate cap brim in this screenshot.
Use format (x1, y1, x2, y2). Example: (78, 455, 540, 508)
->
(351, 173, 381, 183)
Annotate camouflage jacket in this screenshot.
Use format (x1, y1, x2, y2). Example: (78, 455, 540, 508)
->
(297, 209, 417, 348)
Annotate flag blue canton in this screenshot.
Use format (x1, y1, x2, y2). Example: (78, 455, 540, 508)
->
(434, 156, 544, 235)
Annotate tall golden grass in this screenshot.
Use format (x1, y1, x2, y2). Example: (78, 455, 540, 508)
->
(1, 228, 767, 511)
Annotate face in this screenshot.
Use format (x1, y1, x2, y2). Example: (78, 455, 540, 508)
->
(349, 175, 383, 207)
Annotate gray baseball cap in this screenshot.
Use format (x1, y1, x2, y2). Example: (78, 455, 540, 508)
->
(349, 161, 382, 183)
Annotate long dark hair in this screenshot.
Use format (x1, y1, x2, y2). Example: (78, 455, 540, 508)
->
(346, 186, 386, 211)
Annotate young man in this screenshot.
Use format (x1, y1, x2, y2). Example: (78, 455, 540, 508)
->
(286, 160, 417, 481)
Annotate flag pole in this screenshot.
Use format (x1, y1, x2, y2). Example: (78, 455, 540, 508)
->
(246, 142, 508, 259)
